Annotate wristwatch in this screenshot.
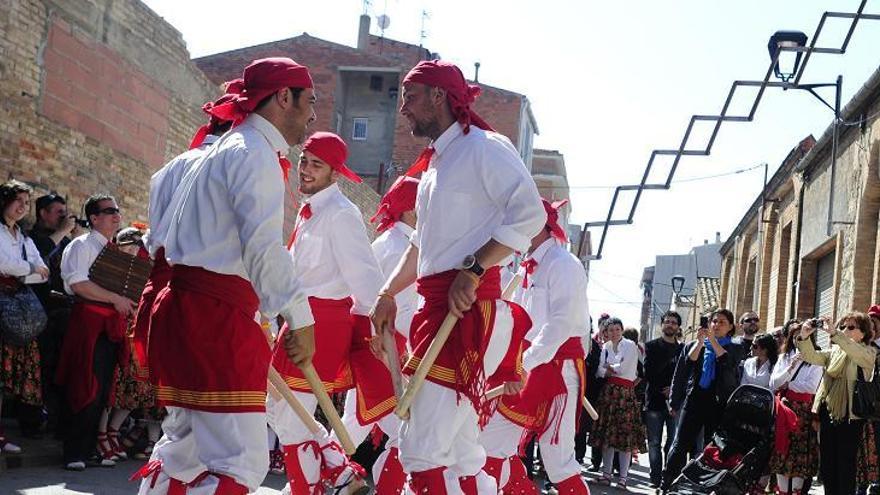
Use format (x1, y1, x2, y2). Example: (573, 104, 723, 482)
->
(461, 254, 485, 278)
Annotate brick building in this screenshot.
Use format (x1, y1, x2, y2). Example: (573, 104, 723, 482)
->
(193, 15, 540, 192)
(719, 65, 880, 349)
(0, 0, 381, 238)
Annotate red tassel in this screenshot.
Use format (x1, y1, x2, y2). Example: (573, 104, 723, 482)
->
(369, 424, 385, 449)
(410, 467, 447, 495)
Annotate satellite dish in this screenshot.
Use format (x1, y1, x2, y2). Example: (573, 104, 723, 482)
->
(377, 14, 391, 30)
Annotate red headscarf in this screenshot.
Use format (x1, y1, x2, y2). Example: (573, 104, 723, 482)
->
(869, 305, 880, 318)
(542, 198, 569, 243)
(207, 57, 313, 124)
(301, 132, 362, 183)
(370, 176, 419, 233)
(188, 78, 244, 149)
(402, 60, 494, 135)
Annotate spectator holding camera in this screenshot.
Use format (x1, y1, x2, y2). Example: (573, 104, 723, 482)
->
(0, 180, 49, 452)
(797, 313, 877, 495)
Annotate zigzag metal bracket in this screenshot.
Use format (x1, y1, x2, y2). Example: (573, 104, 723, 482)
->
(579, 0, 879, 261)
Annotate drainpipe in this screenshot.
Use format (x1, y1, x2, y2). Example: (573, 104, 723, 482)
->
(789, 175, 806, 319)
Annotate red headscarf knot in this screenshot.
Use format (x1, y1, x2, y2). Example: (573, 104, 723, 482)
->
(542, 198, 569, 243)
(301, 132, 362, 183)
(370, 176, 419, 233)
(403, 60, 494, 135)
(188, 78, 245, 149)
(207, 57, 313, 125)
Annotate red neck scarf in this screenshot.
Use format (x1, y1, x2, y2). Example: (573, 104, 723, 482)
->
(542, 198, 569, 243)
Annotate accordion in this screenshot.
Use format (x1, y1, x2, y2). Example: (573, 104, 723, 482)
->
(89, 245, 153, 301)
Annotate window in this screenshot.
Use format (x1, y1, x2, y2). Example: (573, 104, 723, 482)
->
(369, 75, 383, 91)
(352, 118, 368, 141)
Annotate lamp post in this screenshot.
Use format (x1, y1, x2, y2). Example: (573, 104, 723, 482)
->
(670, 275, 685, 312)
(768, 30, 842, 237)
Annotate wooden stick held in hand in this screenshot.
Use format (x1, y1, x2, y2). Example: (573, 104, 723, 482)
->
(300, 364, 357, 454)
(260, 323, 321, 434)
(383, 324, 405, 401)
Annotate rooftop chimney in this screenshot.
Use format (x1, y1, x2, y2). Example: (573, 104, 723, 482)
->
(474, 62, 481, 82)
(715, 232, 721, 243)
(358, 14, 370, 50)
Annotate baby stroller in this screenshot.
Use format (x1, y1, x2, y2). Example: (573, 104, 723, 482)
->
(668, 384, 776, 495)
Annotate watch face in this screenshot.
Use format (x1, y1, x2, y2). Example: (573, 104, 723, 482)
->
(462, 255, 475, 269)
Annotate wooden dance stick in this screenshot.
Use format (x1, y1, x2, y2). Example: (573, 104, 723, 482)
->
(382, 323, 406, 401)
(260, 324, 322, 435)
(299, 363, 356, 455)
(396, 272, 524, 419)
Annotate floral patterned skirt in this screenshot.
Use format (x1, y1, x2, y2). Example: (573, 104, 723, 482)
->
(588, 381, 646, 452)
(858, 421, 880, 486)
(112, 338, 155, 410)
(767, 398, 818, 478)
(0, 340, 42, 406)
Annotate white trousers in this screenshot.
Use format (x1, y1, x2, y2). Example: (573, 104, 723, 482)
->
(479, 360, 583, 483)
(398, 301, 514, 494)
(138, 406, 269, 494)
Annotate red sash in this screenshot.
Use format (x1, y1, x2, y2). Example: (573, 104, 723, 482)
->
(55, 300, 127, 413)
(498, 338, 586, 440)
(403, 267, 531, 423)
(781, 389, 815, 403)
(272, 298, 397, 425)
(607, 376, 636, 388)
(149, 265, 268, 413)
(132, 247, 172, 379)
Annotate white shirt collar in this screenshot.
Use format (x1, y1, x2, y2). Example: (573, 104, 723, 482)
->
(243, 113, 290, 155)
(201, 134, 220, 147)
(88, 230, 110, 246)
(431, 122, 465, 159)
(527, 237, 558, 265)
(304, 182, 341, 210)
(392, 222, 414, 239)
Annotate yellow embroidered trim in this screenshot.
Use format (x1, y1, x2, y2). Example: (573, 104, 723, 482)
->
(156, 386, 266, 406)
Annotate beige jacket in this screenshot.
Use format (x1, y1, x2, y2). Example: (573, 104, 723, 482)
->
(798, 331, 877, 420)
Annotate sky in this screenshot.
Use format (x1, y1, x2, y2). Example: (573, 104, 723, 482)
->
(141, 0, 880, 330)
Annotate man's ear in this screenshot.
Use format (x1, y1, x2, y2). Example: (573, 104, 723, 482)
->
(431, 87, 447, 107)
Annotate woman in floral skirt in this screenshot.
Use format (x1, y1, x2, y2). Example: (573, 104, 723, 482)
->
(0, 180, 49, 454)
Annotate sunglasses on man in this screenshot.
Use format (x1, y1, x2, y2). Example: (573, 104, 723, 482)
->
(742, 318, 760, 324)
(97, 207, 121, 215)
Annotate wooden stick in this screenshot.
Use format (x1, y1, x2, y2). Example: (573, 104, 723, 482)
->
(582, 396, 598, 420)
(260, 323, 321, 434)
(395, 313, 458, 419)
(382, 324, 405, 401)
(485, 384, 505, 401)
(502, 273, 523, 300)
(300, 363, 356, 455)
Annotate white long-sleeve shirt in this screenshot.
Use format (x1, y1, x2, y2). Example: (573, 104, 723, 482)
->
(290, 182, 384, 318)
(513, 238, 589, 373)
(60, 231, 108, 295)
(411, 123, 545, 277)
(143, 134, 218, 256)
(769, 350, 823, 394)
(371, 222, 419, 341)
(740, 356, 773, 388)
(161, 114, 313, 327)
(0, 226, 47, 285)
(597, 338, 640, 382)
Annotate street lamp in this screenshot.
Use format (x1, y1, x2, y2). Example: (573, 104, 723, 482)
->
(767, 30, 843, 237)
(768, 30, 808, 82)
(670, 275, 685, 312)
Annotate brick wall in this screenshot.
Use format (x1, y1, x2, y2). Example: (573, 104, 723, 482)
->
(0, 0, 217, 225)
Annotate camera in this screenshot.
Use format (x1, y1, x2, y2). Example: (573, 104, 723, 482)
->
(808, 318, 823, 329)
(699, 316, 709, 329)
(71, 216, 89, 228)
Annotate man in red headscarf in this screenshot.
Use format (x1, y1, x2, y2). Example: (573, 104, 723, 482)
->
(135, 57, 318, 495)
(370, 60, 545, 494)
(267, 131, 398, 495)
(479, 199, 591, 494)
(133, 80, 242, 375)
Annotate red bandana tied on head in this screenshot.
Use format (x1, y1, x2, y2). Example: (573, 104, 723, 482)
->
(207, 57, 314, 125)
(542, 198, 569, 243)
(188, 79, 244, 149)
(301, 132, 362, 183)
(869, 305, 880, 318)
(403, 60, 494, 136)
(370, 176, 419, 233)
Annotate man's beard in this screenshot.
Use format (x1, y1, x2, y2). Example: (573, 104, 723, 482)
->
(744, 326, 758, 336)
(662, 327, 677, 337)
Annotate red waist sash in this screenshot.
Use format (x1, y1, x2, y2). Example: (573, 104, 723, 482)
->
(132, 247, 172, 377)
(149, 265, 267, 413)
(403, 267, 530, 422)
(781, 390, 815, 403)
(273, 297, 397, 424)
(498, 337, 586, 436)
(55, 300, 127, 413)
(607, 376, 636, 388)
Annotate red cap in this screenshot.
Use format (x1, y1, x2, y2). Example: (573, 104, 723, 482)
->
(371, 176, 419, 232)
(188, 78, 244, 149)
(207, 57, 313, 124)
(542, 198, 569, 243)
(301, 132, 362, 183)
(403, 60, 494, 135)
